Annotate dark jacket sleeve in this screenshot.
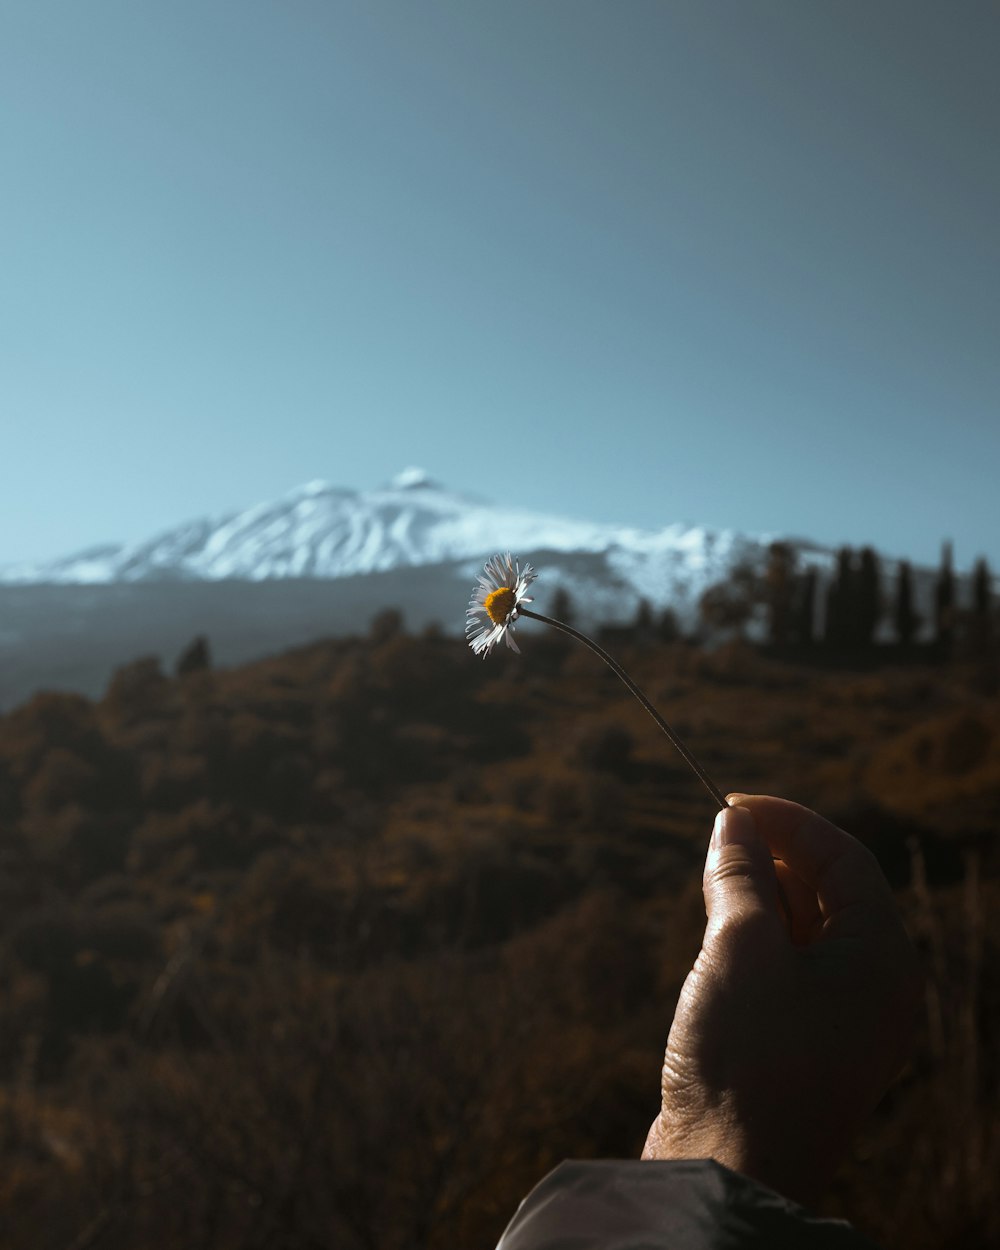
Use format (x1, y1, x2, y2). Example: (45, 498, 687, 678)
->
(495, 1160, 881, 1250)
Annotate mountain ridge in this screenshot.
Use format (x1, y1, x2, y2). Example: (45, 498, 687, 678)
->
(0, 472, 958, 710)
(0, 469, 777, 607)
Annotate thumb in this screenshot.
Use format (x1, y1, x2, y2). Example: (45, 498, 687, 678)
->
(703, 804, 781, 928)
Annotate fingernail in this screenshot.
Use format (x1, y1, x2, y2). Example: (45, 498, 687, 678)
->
(712, 805, 755, 848)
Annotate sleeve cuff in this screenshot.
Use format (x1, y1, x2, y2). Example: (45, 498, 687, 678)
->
(496, 1159, 880, 1250)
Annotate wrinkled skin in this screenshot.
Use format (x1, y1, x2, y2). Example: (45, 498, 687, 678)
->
(643, 795, 922, 1208)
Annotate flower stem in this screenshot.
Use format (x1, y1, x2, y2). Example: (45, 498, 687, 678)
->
(518, 607, 729, 811)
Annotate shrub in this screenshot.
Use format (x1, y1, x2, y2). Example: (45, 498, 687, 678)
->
(572, 723, 634, 774)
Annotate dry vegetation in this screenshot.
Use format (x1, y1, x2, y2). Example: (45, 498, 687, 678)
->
(0, 615, 997, 1248)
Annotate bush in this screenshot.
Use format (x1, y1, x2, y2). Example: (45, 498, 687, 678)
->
(23, 749, 97, 812)
(572, 723, 634, 774)
(0, 692, 104, 780)
(103, 656, 171, 726)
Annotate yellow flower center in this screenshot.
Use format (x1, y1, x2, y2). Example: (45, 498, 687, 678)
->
(484, 586, 516, 625)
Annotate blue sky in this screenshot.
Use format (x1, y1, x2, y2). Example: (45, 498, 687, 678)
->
(3, 1, 998, 569)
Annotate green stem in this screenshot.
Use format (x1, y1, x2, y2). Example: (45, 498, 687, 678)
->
(518, 607, 729, 811)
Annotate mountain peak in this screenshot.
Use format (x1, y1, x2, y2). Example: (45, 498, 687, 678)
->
(388, 467, 439, 491)
(0, 473, 790, 606)
(296, 479, 334, 497)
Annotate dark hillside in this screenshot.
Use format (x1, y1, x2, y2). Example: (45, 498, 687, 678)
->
(0, 624, 996, 1248)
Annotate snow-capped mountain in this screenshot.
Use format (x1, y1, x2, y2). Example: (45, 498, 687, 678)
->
(0, 470, 944, 709)
(0, 468, 775, 621)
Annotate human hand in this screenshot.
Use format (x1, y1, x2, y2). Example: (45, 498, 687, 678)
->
(642, 795, 921, 1207)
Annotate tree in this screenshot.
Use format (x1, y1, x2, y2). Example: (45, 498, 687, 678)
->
(657, 607, 681, 643)
(793, 568, 818, 646)
(934, 541, 955, 651)
(369, 608, 404, 644)
(176, 635, 211, 677)
(856, 547, 882, 647)
(970, 556, 994, 655)
(633, 597, 654, 640)
(824, 548, 854, 649)
(764, 542, 797, 647)
(550, 587, 575, 626)
(894, 560, 919, 648)
(104, 656, 170, 727)
(698, 561, 760, 639)
(972, 556, 992, 618)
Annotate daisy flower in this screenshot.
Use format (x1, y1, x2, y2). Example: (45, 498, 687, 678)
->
(465, 552, 729, 809)
(466, 552, 537, 656)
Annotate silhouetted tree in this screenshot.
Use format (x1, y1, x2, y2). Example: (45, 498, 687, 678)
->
(633, 597, 654, 640)
(934, 541, 955, 651)
(793, 568, 818, 646)
(369, 607, 404, 644)
(550, 587, 575, 626)
(657, 607, 681, 643)
(104, 656, 170, 727)
(856, 547, 882, 647)
(972, 557, 992, 618)
(970, 556, 994, 655)
(764, 542, 796, 647)
(894, 560, 919, 648)
(698, 561, 760, 639)
(176, 635, 211, 678)
(824, 548, 854, 649)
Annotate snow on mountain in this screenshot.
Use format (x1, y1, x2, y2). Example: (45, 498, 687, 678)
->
(0, 469, 783, 620)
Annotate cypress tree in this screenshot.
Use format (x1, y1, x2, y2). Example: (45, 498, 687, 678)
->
(634, 597, 654, 636)
(934, 541, 955, 650)
(971, 556, 993, 654)
(176, 634, 212, 677)
(856, 547, 882, 648)
(972, 556, 992, 618)
(657, 607, 680, 643)
(794, 568, 817, 646)
(765, 541, 796, 647)
(894, 560, 918, 648)
(551, 587, 575, 626)
(824, 547, 854, 649)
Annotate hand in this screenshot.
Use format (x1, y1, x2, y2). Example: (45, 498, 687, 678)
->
(642, 794, 921, 1207)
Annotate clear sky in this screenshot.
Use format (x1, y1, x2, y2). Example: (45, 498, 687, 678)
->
(2, 1, 998, 570)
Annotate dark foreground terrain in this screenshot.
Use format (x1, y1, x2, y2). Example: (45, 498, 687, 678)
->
(0, 621, 997, 1248)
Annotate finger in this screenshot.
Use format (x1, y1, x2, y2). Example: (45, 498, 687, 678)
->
(774, 859, 823, 945)
(727, 794, 895, 919)
(703, 804, 783, 931)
